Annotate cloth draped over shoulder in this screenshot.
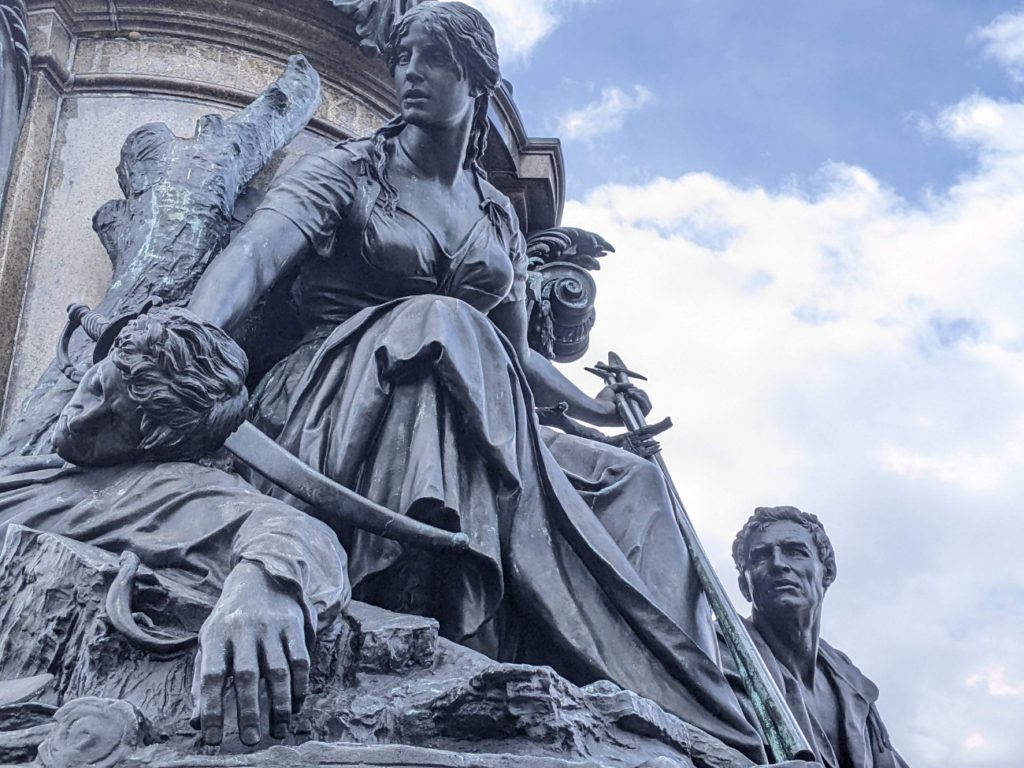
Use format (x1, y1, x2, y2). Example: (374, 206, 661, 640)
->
(245, 139, 768, 761)
(723, 621, 910, 768)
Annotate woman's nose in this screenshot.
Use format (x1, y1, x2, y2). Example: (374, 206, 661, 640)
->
(404, 63, 424, 83)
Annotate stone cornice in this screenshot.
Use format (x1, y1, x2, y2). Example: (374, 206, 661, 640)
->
(20, 0, 564, 221)
(25, 0, 399, 121)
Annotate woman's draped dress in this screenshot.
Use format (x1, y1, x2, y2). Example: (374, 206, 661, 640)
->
(246, 140, 764, 760)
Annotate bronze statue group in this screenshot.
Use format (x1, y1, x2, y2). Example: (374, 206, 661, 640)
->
(0, 3, 908, 766)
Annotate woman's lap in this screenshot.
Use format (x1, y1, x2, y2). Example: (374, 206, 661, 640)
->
(247, 295, 758, 754)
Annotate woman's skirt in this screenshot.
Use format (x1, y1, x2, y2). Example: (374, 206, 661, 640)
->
(250, 294, 764, 761)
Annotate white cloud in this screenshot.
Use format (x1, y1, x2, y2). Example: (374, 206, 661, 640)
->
(453, 0, 591, 61)
(556, 26, 1024, 768)
(974, 7, 1024, 82)
(968, 666, 1024, 697)
(556, 85, 655, 141)
(875, 444, 1020, 493)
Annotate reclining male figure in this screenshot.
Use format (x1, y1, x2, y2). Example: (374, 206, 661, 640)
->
(0, 307, 351, 746)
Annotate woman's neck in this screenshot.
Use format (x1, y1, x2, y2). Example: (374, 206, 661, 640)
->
(396, 118, 473, 187)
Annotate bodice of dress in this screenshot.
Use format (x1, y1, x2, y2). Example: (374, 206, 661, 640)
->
(254, 139, 528, 335)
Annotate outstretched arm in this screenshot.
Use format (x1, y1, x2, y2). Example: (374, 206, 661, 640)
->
(190, 491, 351, 746)
(190, 145, 362, 331)
(489, 299, 632, 427)
(189, 209, 309, 333)
(192, 562, 309, 745)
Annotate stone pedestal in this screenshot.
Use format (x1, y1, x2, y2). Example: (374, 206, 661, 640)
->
(0, 526, 752, 768)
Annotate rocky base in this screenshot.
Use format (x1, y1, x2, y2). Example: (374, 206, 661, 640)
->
(0, 526, 753, 768)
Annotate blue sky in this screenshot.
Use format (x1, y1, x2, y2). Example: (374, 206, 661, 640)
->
(463, 2, 1024, 767)
(503, 0, 1021, 200)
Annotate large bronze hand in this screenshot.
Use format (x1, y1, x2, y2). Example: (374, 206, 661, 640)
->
(191, 562, 310, 746)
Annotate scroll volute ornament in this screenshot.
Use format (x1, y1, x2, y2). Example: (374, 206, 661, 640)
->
(525, 227, 614, 363)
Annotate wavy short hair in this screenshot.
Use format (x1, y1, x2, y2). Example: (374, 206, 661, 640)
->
(732, 506, 837, 600)
(109, 307, 248, 460)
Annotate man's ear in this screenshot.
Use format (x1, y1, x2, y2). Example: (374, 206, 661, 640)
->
(738, 573, 751, 602)
(138, 424, 176, 453)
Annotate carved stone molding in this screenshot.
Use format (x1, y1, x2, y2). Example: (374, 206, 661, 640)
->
(1, 0, 31, 211)
(23, 0, 398, 139)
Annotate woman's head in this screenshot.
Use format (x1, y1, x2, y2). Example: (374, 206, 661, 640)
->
(381, 1, 500, 175)
(385, 2, 501, 99)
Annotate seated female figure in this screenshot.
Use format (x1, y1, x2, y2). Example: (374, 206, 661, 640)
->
(189, 2, 764, 760)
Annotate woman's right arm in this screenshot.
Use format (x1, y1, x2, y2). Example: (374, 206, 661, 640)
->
(188, 209, 309, 333)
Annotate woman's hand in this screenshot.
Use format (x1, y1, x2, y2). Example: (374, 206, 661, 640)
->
(605, 421, 669, 458)
(596, 382, 653, 424)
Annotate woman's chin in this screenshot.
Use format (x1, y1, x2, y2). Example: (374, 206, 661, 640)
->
(401, 109, 433, 127)
(400, 109, 465, 131)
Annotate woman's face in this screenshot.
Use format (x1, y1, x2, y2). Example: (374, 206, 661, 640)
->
(393, 19, 476, 130)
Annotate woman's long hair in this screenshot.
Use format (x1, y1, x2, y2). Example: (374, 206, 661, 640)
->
(368, 1, 501, 212)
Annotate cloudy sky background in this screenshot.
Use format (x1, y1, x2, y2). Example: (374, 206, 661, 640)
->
(458, 2, 1024, 766)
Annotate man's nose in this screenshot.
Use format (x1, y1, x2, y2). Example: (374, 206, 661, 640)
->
(67, 404, 100, 433)
(767, 548, 790, 571)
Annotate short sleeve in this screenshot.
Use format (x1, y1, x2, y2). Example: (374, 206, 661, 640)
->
(501, 203, 529, 304)
(254, 146, 360, 259)
(504, 227, 528, 303)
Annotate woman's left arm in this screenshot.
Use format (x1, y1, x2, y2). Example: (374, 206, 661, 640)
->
(489, 299, 624, 427)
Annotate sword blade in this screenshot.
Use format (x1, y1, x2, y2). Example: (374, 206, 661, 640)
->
(225, 421, 469, 552)
(602, 351, 814, 762)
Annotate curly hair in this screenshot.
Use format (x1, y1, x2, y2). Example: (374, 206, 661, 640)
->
(365, 1, 501, 212)
(732, 506, 837, 599)
(109, 307, 249, 461)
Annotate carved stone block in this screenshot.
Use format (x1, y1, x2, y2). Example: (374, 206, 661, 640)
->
(0, 526, 753, 767)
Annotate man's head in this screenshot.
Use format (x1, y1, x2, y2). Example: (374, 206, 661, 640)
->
(732, 506, 836, 619)
(53, 307, 248, 466)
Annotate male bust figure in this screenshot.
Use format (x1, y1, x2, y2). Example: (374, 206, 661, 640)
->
(0, 307, 350, 746)
(729, 506, 908, 768)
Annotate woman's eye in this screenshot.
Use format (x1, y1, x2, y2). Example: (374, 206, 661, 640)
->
(426, 48, 452, 67)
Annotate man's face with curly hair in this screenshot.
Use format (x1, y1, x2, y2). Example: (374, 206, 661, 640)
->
(53, 358, 143, 466)
(741, 520, 827, 620)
